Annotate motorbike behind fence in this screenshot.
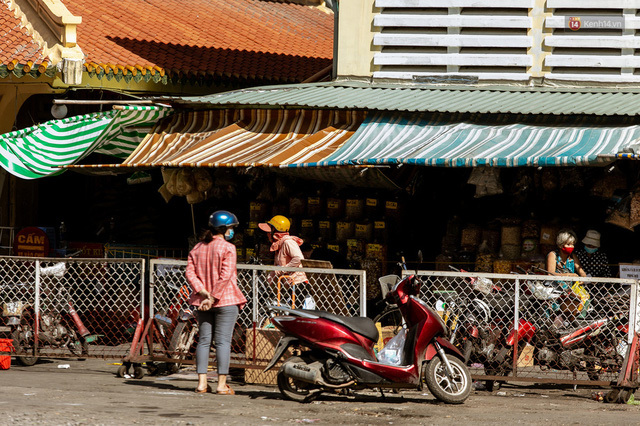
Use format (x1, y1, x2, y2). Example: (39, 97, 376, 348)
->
(483, 268, 630, 390)
(3, 261, 98, 366)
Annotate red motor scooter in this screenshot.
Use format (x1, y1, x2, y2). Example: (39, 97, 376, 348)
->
(264, 274, 472, 403)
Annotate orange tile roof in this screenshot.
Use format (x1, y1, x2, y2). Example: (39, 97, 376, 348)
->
(63, 0, 334, 84)
(0, 4, 48, 73)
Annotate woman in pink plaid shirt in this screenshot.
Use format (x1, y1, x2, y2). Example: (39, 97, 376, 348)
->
(186, 210, 246, 395)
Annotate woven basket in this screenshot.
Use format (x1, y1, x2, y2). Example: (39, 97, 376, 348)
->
(501, 226, 521, 245)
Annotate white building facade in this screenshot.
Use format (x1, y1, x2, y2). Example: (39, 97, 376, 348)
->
(337, 0, 640, 86)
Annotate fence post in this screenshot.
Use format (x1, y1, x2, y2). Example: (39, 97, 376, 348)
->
(513, 276, 521, 377)
(631, 279, 640, 343)
(360, 270, 367, 317)
(252, 268, 259, 324)
(34, 260, 41, 355)
(140, 259, 150, 319)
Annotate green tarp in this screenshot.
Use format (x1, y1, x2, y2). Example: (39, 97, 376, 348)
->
(0, 105, 172, 179)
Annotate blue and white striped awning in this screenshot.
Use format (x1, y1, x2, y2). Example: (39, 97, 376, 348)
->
(293, 112, 640, 167)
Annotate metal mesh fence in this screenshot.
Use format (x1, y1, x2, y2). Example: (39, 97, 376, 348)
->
(0, 256, 144, 363)
(149, 259, 366, 383)
(104, 244, 187, 261)
(397, 269, 639, 385)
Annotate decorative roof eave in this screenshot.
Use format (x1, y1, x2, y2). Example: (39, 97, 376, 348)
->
(0, 63, 57, 79)
(4, 0, 84, 84)
(81, 63, 309, 87)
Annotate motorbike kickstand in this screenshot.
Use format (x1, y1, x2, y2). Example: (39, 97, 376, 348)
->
(379, 388, 386, 400)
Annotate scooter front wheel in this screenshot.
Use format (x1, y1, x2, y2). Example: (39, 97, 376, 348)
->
(424, 354, 471, 404)
(277, 356, 322, 403)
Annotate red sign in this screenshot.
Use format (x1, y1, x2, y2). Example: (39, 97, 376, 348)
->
(569, 17, 581, 31)
(13, 227, 49, 257)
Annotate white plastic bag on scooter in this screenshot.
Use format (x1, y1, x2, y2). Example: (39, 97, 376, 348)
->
(378, 327, 407, 365)
(302, 295, 316, 310)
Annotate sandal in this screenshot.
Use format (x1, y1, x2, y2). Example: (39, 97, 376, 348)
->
(216, 385, 235, 395)
(195, 385, 212, 394)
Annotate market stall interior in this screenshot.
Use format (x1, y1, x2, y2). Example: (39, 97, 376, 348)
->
(29, 159, 640, 296)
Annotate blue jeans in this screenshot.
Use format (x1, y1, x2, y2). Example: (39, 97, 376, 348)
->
(195, 304, 239, 375)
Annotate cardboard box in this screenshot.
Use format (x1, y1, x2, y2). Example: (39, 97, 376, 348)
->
(517, 343, 535, 367)
(244, 328, 284, 385)
(539, 226, 558, 245)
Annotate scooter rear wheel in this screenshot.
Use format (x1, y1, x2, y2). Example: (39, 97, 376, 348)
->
(277, 356, 322, 403)
(373, 307, 404, 335)
(12, 329, 38, 366)
(166, 320, 197, 374)
(424, 354, 471, 404)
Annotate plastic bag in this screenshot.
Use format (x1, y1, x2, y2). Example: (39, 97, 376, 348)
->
(40, 262, 66, 277)
(527, 280, 562, 300)
(378, 327, 407, 365)
(302, 295, 316, 310)
(467, 168, 503, 198)
(472, 276, 493, 295)
(571, 281, 590, 314)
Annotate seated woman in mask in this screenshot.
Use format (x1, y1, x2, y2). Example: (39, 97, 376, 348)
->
(546, 229, 588, 278)
(575, 230, 612, 278)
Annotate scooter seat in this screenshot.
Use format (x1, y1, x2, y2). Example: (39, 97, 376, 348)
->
(309, 310, 379, 343)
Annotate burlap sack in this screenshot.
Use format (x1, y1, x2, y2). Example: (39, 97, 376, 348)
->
(630, 191, 640, 228)
(193, 168, 213, 192)
(164, 168, 179, 195)
(186, 191, 205, 204)
(174, 169, 195, 196)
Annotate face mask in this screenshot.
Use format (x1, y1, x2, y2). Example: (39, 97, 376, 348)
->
(584, 246, 598, 254)
(224, 228, 234, 241)
(561, 246, 574, 255)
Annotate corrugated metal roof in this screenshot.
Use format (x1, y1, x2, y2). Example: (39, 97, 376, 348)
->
(169, 82, 640, 116)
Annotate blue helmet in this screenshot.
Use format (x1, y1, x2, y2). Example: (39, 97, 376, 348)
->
(208, 210, 239, 229)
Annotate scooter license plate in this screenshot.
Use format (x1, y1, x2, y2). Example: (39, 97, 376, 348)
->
(2, 301, 25, 316)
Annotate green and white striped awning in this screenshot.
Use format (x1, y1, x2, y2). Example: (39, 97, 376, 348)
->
(296, 112, 640, 168)
(0, 105, 172, 179)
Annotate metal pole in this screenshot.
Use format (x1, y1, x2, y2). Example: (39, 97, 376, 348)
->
(252, 269, 258, 324)
(360, 270, 367, 317)
(34, 261, 41, 356)
(513, 276, 521, 377)
(252, 268, 259, 363)
(630, 280, 639, 344)
(53, 99, 154, 105)
(145, 259, 152, 322)
(190, 204, 197, 238)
